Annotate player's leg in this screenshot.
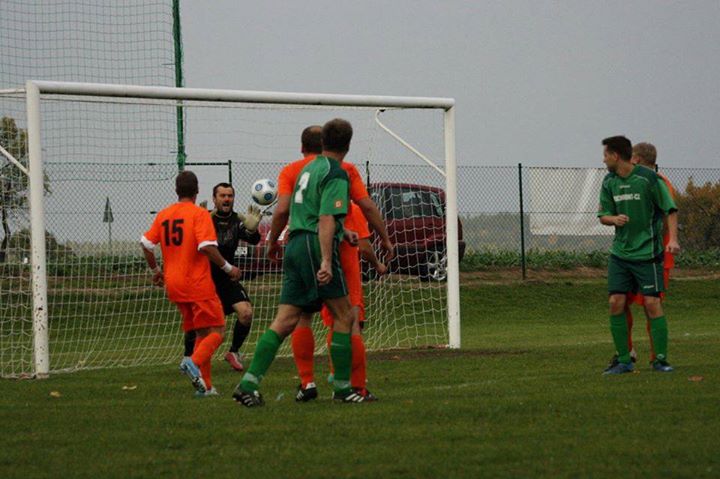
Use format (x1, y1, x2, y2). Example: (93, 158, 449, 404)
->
(183, 329, 196, 359)
(324, 295, 364, 402)
(646, 267, 670, 363)
(225, 299, 253, 371)
(291, 312, 318, 401)
(176, 302, 208, 393)
(338, 244, 372, 396)
(213, 276, 252, 371)
(604, 256, 634, 374)
(350, 307, 376, 400)
(623, 295, 639, 363)
(234, 234, 315, 406)
(633, 258, 672, 371)
(189, 298, 226, 395)
(233, 303, 303, 406)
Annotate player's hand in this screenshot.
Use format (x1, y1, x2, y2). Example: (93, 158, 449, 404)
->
(614, 215, 629, 226)
(151, 270, 164, 287)
(666, 240, 681, 255)
(267, 241, 282, 263)
(344, 229, 359, 246)
(317, 259, 332, 285)
(228, 265, 241, 282)
(381, 238, 395, 261)
(375, 262, 388, 276)
(242, 204, 262, 232)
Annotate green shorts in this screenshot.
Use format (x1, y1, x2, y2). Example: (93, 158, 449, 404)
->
(279, 231, 348, 312)
(607, 254, 665, 297)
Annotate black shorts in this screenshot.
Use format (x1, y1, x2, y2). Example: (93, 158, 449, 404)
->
(211, 270, 251, 315)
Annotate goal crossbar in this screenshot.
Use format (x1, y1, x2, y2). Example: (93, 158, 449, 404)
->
(29, 80, 455, 110)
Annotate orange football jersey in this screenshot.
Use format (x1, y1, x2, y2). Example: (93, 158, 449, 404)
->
(142, 202, 219, 303)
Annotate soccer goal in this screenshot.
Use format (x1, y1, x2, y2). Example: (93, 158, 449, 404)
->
(0, 80, 459, 378)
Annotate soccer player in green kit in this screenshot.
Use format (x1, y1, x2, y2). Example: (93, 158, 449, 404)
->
(598, 136, 680, 375)
(233, 118, 365, 406)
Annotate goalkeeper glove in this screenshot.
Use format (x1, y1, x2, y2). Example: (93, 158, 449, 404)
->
(240, 204, 262, 232)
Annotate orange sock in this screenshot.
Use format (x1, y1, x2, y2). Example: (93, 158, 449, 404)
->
(625, 307, 634, 352)
(199, 356, 213, 390)
(291, 326, 315, 387)
(191, 337, 213, 390)
(326, 330, 334, 375)
(191, 332, 222, 389)
(350, 334, 366, 389)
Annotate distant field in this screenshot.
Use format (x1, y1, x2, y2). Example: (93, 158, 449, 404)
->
(1, 276, 718, 478)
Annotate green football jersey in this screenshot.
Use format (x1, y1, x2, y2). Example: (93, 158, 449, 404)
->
(289, 155, 349, 241)
(598, 165, 677, 261)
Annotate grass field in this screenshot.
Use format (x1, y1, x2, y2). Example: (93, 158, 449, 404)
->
(1, 275, 719, 478)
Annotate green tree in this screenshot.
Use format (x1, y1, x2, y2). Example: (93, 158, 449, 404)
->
(0, 116, 51, 262)
(674, 177, 720, 250)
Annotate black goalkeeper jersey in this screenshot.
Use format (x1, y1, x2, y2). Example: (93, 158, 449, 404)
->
(210, 210, 261, 269)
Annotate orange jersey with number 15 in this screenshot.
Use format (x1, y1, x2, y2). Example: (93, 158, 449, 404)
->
(142, 202, 219, 303)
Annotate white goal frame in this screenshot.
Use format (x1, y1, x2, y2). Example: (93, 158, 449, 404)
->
(23, 80, 460, 378)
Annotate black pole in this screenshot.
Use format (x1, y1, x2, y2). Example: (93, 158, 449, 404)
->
(172, 0, 186, 171)
(228, 160, 233, 184)
(365, 159, 371, 189)
(518, 163, 526, 280)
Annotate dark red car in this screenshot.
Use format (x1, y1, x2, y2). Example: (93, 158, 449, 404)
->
(235, 182, 465, 282)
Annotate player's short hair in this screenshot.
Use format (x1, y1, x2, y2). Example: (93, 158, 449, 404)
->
(176, 170, 199, 198)
(602, 136, 632, 161)
(301, 125, 323, 154)
(322, 118, 353, 153)
(632, 142, 657, 166)
(212, 182, 234, 197)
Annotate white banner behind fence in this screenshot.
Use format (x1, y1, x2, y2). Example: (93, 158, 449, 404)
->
(528, 167, 612, 236)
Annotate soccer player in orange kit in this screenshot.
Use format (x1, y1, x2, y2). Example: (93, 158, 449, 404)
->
(141, 171, 241, 396)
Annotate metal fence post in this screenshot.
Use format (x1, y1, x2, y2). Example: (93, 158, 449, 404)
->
(228, 159, 232, 184)
(518, 163, 527, 280)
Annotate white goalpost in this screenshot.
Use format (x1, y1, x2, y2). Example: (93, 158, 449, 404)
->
(4, 80, 459, 378)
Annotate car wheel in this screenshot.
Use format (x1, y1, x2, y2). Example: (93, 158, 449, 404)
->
(419, 249, 447, 282)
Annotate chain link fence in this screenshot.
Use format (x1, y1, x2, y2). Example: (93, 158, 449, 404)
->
(458, 164, 720, 276)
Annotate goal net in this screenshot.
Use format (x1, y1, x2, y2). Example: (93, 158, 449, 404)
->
(0, 82, 459, 378)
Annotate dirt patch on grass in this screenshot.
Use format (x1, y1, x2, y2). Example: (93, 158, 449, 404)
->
(367, 346, 530, 362)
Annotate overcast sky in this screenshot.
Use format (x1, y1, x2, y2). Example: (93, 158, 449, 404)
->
(182, 0, 720, 169)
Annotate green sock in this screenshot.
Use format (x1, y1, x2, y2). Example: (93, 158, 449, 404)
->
(330, 331, 352, 394)
(610, 313, 631, 364)
(239, 329, 282, 392)
(649, 316, 669, 362)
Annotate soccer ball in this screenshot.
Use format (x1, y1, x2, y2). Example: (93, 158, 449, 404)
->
(251, 178, 278, 206)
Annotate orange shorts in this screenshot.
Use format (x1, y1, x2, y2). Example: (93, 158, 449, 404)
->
(321, 241, 365, 328)
(175, 297, 225, 333)
(627, 268, 670, 306)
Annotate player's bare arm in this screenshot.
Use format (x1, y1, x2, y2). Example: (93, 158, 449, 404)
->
(599, 214, 629, 227)
(267, 193, 291, 261)
(317, 214, 335, 285)
(343, 228, 359, 246)
(355, 196, 395, 260)
(665, 211, 680, 254)
(359, 238, 387, 275)
(200, 244, 241, 281)
(140, 244, 163, 286)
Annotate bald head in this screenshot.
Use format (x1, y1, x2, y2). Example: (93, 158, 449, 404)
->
(301, 125, 322, 154)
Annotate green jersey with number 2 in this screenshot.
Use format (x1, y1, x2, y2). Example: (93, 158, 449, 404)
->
(289, 155, 349, 241)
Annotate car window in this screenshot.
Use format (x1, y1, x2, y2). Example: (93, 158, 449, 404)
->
(376, 187, 443, 219)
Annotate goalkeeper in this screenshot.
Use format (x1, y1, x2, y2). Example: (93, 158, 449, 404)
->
(183, 183, 262, 372)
